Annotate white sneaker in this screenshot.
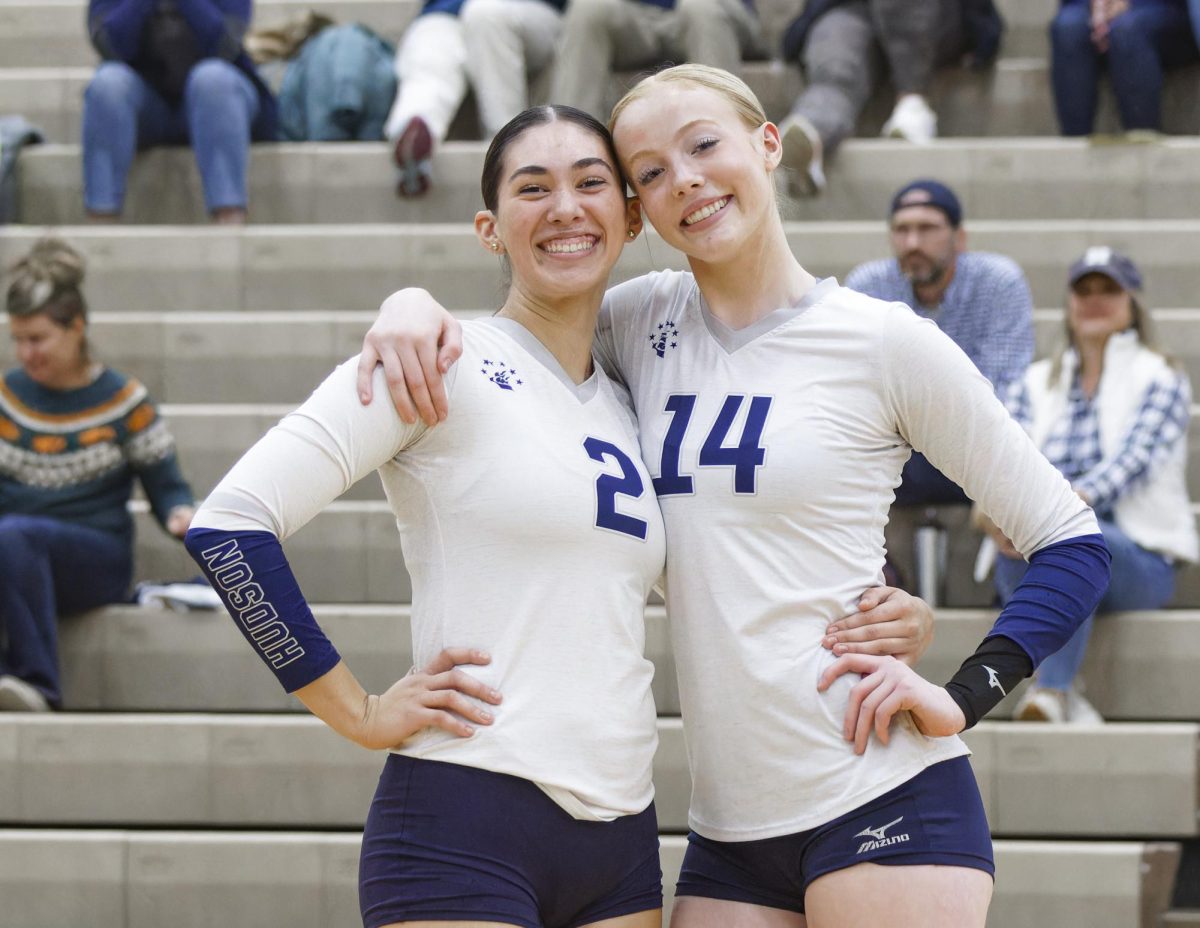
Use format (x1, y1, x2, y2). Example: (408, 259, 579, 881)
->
(779, 114, 826, 197)
(881, 94, 938, 144)
(1065, 687, 1105, 726)
(1012, 685, 1067, 723)
(0, 675, 51, 712)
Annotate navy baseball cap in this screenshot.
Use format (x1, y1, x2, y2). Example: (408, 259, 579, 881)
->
(1068, 246, 1143, 292)
(889, 179, 963, 227)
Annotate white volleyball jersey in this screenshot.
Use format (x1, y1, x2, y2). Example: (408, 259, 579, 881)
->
(195, 318, 666, 820)
(595, 271, 1097, 841)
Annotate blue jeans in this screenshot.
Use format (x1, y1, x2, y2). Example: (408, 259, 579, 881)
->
(0, 515, 132, 706)
(1050, 4, 1200, 134)
(994, 519, 1174, 690)
(82, 59, 264, 215)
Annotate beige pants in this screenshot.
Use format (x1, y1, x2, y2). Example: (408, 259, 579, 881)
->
(551, 0, 765, 120)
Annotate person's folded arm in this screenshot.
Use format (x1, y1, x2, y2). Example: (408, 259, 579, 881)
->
(88, 0, 156, 60)
(1074, 373, 1190, 512)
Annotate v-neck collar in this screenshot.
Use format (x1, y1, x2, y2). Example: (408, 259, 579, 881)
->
(698, 277, 838, 354)
(479, 316, 600, 403)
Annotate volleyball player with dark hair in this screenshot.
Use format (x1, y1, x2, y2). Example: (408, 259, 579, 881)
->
(188, 105, 670, 928)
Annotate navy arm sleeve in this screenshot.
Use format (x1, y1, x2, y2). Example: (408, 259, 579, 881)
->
(185, 527, 342, 692)
(990, 532, 1110, 666)
(944, 532, 1111, 727)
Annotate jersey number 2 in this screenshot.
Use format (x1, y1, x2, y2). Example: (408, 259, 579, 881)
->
(654, 394, 772, 496)
(584, 437, 649, 540)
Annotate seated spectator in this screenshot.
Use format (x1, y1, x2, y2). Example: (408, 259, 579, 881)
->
(550, 0, 765, 121)
(847, 179, 1034, 506)
(84, 0, 278, 224)
(779, 0, 1004, 195)
(274, 22, 397, 142)
(462, 0, 566, 139)
(1050, 0, 1199, 137)
(982, 248, 1198, 723)
(0, 239, 195, 712)
(385, 0, 566, 197)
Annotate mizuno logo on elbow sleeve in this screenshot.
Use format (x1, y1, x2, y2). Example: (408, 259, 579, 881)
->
(201, 538, 305, 669)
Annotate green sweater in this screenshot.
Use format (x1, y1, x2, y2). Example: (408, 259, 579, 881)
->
(0, 366, 193, 540)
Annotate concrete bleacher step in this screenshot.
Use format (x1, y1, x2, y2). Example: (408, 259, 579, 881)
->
(135, 496, 1200, 610)
(155, 394, 1200, 509)
(159, 403, 392, 503)
(138, 396, 1200, 503)
(1034, 310, 1200, 395)
(0, 830, 1177, 928)
(19, 137, 1200, 225)
(8, 307, 1200, 408)
(1164, 912, 1200, 926)
(4, 221, 1200, 310)
(54, 603, 1200, 722)
(9, 56, 1200, 151)
(884, 498, 1200, 610)
(2, 714, 1196, 837)
(48, 304, 1200, 394)
(0, 0, 1053, 70)
(131, 493, 1200, 608)
(132, 502, 410, 602)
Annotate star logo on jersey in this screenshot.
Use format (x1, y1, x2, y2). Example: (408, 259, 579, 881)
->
(647, 320, 680, 358)
(479, 359, 524, 391)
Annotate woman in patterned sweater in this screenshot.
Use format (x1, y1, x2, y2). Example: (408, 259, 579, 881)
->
(0, 238, 195, 711)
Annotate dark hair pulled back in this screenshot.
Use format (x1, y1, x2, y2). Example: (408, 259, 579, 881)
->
(480, 105, 627, 213)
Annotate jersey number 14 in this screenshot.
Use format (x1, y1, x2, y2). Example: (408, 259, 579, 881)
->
(654, 394, 772, 496)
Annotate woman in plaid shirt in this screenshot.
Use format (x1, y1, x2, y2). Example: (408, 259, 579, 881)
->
(984, 246, 1198, 723)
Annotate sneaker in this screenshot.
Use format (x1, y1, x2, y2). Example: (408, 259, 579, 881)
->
(881, 94, 938, 144)
(0, 675, 51, 712)
(393, 116, 434, 198)
(779, 114, 826, 198)
(1065, 686, 1105, 726)
(1012, 685, 1067, 723)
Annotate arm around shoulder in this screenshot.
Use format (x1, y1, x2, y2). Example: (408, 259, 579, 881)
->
(357, 288, 463, 426)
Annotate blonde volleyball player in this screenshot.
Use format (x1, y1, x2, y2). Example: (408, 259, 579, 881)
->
(354, 66, 1110, 928)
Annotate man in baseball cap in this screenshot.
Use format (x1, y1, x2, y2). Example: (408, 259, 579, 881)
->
(847, 179, 1036, 594)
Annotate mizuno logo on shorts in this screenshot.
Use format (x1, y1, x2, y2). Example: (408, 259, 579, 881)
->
(854, 816, 910, 854)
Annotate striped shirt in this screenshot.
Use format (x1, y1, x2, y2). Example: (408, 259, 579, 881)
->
(0, 366, 192, 538)
(845, 251, 1034, 396)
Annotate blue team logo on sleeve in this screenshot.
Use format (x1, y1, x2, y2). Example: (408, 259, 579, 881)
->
(480, 359, 524, 391)
(648, 321, 679, 358)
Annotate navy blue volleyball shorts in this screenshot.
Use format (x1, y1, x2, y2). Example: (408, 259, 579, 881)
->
(676, 756, 994, 914)
(359, 753, 662, 928)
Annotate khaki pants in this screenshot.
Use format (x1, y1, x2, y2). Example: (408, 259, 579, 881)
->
(551, 0, 765, 121)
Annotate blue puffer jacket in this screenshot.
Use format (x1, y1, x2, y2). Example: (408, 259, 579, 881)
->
(276, 24, 396, 141)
